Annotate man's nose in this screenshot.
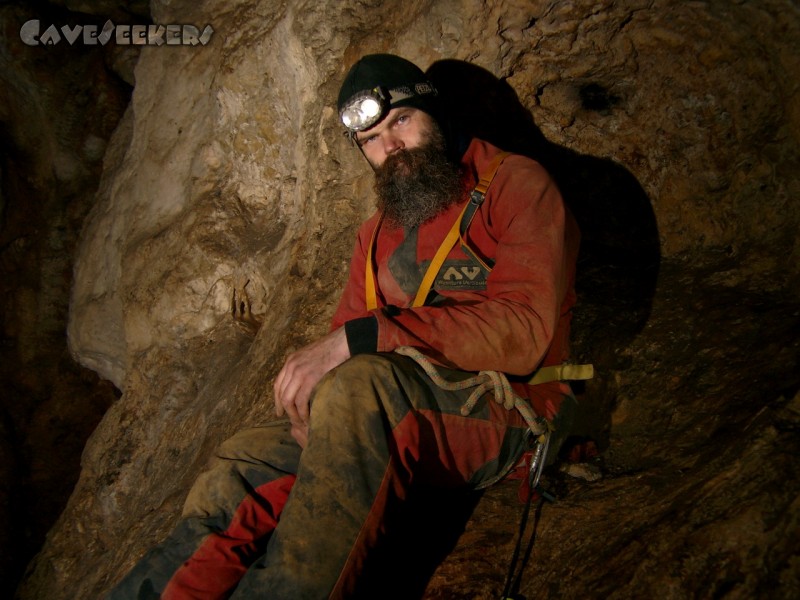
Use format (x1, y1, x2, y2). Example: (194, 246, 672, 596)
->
(382, 133, 404, 155)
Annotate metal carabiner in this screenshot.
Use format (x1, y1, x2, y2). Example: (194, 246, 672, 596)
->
(527, 430, 551, 492)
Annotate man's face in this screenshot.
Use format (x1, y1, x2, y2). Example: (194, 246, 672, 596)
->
(355, 107, 435, 168)
(362, 108, 465, 230)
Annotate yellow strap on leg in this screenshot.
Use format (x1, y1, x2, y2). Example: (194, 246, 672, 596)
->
(527, 363, 594, 386)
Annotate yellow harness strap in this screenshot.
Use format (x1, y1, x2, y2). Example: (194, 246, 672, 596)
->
(473, 150, 510, 197)
(527, 363, 595, 386)
(364, 151, 511, 311)
(411, 203, 468, 307)
(365, 216, 382, 311)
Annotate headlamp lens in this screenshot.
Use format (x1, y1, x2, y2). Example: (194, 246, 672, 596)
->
(340, 91, 386, 132)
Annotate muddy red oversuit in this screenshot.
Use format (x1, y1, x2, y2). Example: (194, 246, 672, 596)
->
(109, 138, 581, 599)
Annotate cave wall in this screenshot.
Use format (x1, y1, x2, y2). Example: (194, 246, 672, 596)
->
(10, 0, 800, 598)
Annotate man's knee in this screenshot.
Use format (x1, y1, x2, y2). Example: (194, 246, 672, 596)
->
(216, 422, 295, 462)
(182, 423, 299, 518)
(316, 354, 399, 398)
(310, 353, 422, 423)
(329, 352, 403, 380)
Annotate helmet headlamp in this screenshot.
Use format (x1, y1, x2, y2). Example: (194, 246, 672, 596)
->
(339, 82, 437, 140)
(339, 88, 388, 132)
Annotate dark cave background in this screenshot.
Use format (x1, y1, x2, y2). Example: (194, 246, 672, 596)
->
(0, 1, 144, 594)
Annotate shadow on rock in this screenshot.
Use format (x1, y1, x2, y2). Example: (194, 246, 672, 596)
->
(426, 59, 661, 452)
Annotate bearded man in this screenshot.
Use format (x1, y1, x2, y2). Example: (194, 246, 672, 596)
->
(110, 53, 581, 599)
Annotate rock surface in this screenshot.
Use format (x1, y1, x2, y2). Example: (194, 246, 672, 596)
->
(9, 0, 800, 598)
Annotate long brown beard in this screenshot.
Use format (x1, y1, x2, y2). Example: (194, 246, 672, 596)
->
(373, 127, 464, 230)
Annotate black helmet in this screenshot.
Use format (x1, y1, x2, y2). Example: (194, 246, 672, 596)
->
(337, 54, 438, 135)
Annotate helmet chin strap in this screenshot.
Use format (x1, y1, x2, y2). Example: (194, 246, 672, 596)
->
(343, 126, 379, 171)
(348, 131, 380, 172)
(358, 146, 380, 172)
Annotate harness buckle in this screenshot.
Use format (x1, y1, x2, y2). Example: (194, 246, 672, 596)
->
(469, 188, 485, 206)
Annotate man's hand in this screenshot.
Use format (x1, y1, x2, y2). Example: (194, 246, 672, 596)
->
(274, 327, 350, 446)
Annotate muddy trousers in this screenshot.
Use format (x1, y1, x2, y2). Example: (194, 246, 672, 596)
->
(109, 353, 538, 599)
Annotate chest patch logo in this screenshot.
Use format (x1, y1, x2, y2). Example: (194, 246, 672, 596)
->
(443, 265, 481, 281)
(427, 259, 489, 291)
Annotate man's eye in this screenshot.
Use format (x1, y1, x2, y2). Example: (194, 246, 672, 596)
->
(396, 115, 409, 124)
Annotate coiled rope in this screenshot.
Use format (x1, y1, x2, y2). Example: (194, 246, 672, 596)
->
(394, 346, 546, 437)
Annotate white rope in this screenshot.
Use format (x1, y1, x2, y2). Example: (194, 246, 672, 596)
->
(394, 346, 546, 436)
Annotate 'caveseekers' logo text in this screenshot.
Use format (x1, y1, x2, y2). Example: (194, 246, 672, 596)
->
(20, 19, 214, 47)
